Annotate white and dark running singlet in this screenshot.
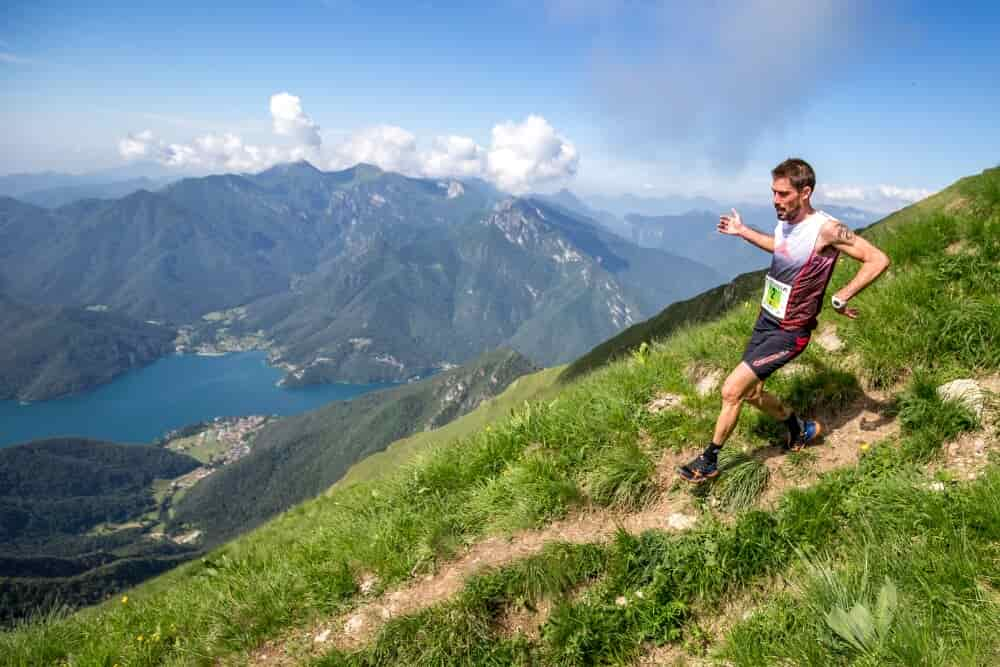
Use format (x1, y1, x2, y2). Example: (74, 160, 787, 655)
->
(742, 210, 841, 380)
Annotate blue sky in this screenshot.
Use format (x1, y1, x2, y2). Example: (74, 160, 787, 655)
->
(2, 1, 998, 209)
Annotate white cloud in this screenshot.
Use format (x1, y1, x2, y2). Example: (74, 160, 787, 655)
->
(327, 124, 420, 174)
(327, 115, 577, 192)
(120, 95, 579, 192)
(422, 135, 486, 179)
(818, 183, 936, 212)
(486, 115, 579, 193)
(121, 93, 324, 172)
(119, 129, 291, 172)
(270, 92, 321, 147)
(877, 184, 934, 201)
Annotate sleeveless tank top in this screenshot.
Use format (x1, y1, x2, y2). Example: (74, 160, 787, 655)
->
(760, 210, 839, 331)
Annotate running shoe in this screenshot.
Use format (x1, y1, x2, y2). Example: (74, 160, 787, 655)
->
(677, 454, 719, 484)
(786, 419, 823, 452)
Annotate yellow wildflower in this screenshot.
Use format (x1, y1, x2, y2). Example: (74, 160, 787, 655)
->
(121, 595, 128, 604)
(137, 634, 144, 642)
(859, 442, 871, 453)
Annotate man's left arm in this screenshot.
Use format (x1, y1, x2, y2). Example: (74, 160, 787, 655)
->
(821, 220, 891, 319)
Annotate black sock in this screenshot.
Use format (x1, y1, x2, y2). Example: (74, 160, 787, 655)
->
(702, 442, 722, 464)
(785, 413, 802, 440)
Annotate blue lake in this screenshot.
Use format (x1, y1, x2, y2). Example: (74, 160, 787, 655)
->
(0, 352, 397, 448)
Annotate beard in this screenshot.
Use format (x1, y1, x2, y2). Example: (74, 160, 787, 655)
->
(775, 203, 801, 221)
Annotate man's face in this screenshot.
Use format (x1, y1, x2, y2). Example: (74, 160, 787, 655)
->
(772, 177, 811, 221)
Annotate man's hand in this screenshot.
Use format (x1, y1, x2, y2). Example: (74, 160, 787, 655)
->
(833, 303, 860, 319)
(718, 208, 746, 236)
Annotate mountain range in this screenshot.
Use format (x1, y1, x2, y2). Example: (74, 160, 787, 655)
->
(1, 161, 724, 396)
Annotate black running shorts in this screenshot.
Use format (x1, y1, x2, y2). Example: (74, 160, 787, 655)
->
(741, 314, 811, 380)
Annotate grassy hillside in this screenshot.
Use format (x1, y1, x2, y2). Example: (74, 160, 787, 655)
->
(168, 349, 538, 546)
(2, 167, 998, 665)
(332, 365, 565, 490)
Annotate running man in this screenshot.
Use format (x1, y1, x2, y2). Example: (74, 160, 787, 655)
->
(678, 158, 890, 483)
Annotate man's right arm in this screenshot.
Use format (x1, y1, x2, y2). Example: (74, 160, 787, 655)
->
(718, 209, 774, 253)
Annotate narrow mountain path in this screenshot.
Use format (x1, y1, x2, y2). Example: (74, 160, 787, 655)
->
(240, 387, 900, 666)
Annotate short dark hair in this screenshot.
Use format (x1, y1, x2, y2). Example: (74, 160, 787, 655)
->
(772, 158, 816, 193)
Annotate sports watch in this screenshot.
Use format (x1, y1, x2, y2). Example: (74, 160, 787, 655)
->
(831, 295, 847, 310)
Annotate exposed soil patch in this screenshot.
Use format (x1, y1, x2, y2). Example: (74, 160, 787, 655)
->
(497, 597, 554, 641)
(686, 363, 724, 397)
(756, 389, 898, 509)
(814, 326, 844, 353)
(647, 392, 684, 414)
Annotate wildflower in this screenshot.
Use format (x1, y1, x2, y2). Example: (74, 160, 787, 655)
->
(121, 595, 128, 604)
(137, 634, 144, 642)
(859, 442, 871, 453)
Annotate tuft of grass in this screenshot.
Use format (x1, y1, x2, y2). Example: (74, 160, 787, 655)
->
(584, 441, 657, 511)
(711, 449, 770, 512)
(464, 452, 582, 533)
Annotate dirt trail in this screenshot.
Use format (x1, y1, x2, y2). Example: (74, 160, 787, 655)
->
(243, 389, 901, 666)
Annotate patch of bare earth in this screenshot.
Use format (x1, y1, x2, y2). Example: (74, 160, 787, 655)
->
(686, 363, 724, 397)
(757, 389, 898, 509)
(244, 387, 903, 666)
(497, 597, 554, 641)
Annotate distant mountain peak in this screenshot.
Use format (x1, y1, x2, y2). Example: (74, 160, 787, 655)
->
(257, 159, 322, 178)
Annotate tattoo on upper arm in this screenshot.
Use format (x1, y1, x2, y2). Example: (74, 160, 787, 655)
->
(834, 222, 855, 243)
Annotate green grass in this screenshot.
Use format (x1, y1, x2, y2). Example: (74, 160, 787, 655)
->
(723, 468, 1000, 666)
(316, 380, 988, 666)
(2, 167, 999, 665)
(331, 365, 566, 490)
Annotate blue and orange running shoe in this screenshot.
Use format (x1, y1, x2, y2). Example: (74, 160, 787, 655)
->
(677, 454, 719, 484)
(786, 419, 823, 452)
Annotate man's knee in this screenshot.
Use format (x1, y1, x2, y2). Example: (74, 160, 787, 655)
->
(721, 374, 758, 406)
(744, 381, 764, 404)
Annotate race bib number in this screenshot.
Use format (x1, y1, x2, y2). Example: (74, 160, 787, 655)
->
(761, 275, 792, 319)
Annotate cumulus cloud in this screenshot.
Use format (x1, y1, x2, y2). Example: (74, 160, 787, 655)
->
(327, 115, 577, 192)
(422, 135, 486, 179)
(486, 115, 579, 193)
(270, 92, 322, 147)
(327, 125, 421, 174)
(121, 94, 578, 191)
(121, 93, 324, 172)
(586, 1, 879, 169)
(819, 183, 935, 212)
(119, 129, 292, 171)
